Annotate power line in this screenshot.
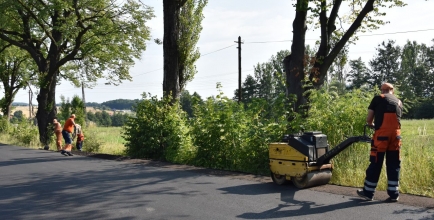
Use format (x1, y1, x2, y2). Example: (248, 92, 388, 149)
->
(243, 28, 434, 44)
(358, 28, 434, 37)
(130, 44, 237, 77)
(245, 40, 292, 44)
(201, 44, 237, 56)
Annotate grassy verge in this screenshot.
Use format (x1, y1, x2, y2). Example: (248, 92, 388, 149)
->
(85, 126, 126, 155)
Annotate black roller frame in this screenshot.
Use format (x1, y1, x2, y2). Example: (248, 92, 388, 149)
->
(314, 125, 372, 166)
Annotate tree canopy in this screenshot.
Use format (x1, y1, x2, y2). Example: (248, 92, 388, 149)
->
(0, 0, 154, 144)
(285, 0, 406, 113)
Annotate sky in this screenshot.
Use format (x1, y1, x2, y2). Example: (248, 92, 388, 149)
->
(9, 0, 434, 104)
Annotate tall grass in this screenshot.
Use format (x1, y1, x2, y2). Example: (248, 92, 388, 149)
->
(85, 126, 126, 155)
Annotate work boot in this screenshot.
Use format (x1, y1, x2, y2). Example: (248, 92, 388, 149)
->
(60, 150, 68, 156)
(384, 197, 399, 203)
(66, 151, 74, 156)
(357, 189, 373, 201)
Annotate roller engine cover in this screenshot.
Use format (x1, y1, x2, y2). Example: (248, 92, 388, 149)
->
(282, 132, 329, 162)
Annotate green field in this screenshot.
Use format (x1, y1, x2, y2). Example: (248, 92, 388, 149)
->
(85, 126, 126, 155)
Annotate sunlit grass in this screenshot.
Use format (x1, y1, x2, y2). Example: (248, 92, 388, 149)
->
(85, 126, 126, 155)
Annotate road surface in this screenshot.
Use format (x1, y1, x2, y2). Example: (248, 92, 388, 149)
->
(0, 144, 433, 220)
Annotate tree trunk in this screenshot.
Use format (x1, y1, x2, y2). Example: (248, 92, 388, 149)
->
(4, 94, 12, 121)
(36, 70, 58, 145)
(163, 0, 181, 101)
(284, 0, 308, 113)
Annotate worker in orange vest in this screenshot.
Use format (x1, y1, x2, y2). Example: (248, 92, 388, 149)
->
(75, 124, 85, 151)
(60, 114, 76, 156)
(53, 119, 63, 151)
(357, 83, 402, 202)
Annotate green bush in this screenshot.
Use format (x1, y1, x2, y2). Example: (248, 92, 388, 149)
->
(123, 94, 194, 162)
(82, 130, 102, 153)
(189, 91, 290, 174)
(10, 121, 39, 146)
(0, 117, 9, 133)
(305, 88, 375, 184)
(412, 101, 434, 119)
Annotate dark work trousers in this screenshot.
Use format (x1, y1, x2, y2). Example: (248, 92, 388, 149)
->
(363, 129, 401, 199)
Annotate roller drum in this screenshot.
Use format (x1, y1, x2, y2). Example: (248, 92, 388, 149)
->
(292, 170, 332, 189)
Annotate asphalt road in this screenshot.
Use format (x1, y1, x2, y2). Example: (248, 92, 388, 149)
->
(1, 144, 433, 220)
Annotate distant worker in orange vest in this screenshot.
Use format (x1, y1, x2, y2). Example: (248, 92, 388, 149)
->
(60, 114, 76, 156)
(75, 124, 85, 151)
(53, 119, 63, 151)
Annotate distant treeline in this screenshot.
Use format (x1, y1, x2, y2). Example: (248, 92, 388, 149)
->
(13, 99, 139, 110)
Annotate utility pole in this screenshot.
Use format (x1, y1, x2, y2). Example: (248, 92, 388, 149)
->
(235, 36, 243, 104)
(81, 81, 86, 110)
(28, 89, 31, 118)
(27, 84, 33, 119)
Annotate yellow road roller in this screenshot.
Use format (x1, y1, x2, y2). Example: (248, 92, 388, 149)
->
(269, 127, 371, 188)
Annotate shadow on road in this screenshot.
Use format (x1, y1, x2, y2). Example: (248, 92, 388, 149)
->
(0, 148, 207, 219)
(219, 182, 433, 219)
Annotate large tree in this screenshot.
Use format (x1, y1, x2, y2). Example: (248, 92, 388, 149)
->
(0, 0, 154, 144)
(0, 43, 33, 120)
(400, 40, 432, 99)
(163, 0, 207, 100)
(284, 0, 405, 112)
(369, 40, 401, 87)
(347, 57, 371, 90)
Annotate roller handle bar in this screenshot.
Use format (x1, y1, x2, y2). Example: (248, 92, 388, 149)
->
(315, 125, 372, 167)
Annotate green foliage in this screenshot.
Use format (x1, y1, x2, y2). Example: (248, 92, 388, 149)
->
(178, 0, 208, 90)
(347, 57, 371, 90)
(82, 130, 102, 153)
(350, 39, 434, 119)
(10, 121, 39, 145)
(305, 88, 374, 145)
(58, 95, 85, 126)
(189, 85, 290, 174)
(411, 100, 434, 119)
(0, 0, 154, 145)
(111, 112, 129, 127)
(369, 40, 401, 86)
(0, 44, 34, 118)
(305, 88, 376, 184)
(101, 99, 139, 110)
(235, 50, 289, 104)
(180, 90, 203, 118)
(123, 94, 194, 162)
(10, 110, 24, 123)
(0, 117, 9, 133)
(100, 111, 112, 127)
(86, 111, 96, 123)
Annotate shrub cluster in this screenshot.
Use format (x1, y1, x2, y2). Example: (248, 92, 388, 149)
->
(123, 94, 193, 163)
(123, 91, 290, 175)
(123, 88, 376, 176)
